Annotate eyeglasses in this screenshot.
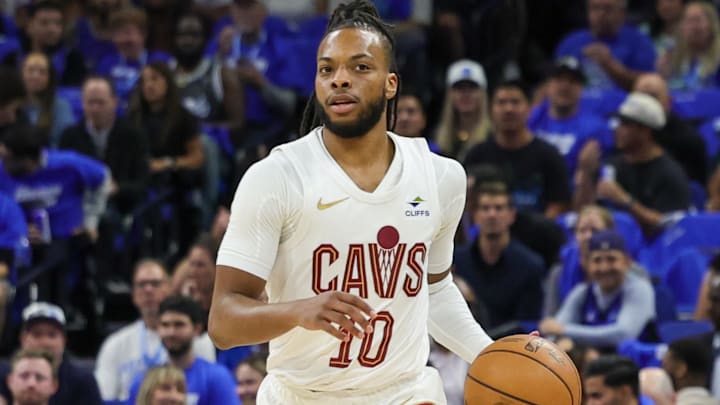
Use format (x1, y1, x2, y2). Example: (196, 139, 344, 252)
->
(133, 279, 164, 289)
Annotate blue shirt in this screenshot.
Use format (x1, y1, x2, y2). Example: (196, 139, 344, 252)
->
(73, 17, 116, 72)
(95, 49, 173, 106)
(528, 101, 608, 175)
(555, 25, 656, 90)
(0, 150, 106, 238)
(127, 358, 240, 405)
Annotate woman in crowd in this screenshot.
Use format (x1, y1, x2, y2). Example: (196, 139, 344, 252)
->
(234, 352, 267, 405)
(21, 52, 75, 147)
(434, 59, 491, 161)
(659, 1, 720, 90)
(135, 365, 187, 405)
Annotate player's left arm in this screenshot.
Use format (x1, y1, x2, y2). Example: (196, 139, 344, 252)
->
(426, 156, 493, 363)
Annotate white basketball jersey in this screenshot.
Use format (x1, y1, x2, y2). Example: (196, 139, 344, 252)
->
(218, 128, 466, 392)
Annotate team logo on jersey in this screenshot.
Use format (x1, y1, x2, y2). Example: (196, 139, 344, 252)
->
(406, 196, 430, 217)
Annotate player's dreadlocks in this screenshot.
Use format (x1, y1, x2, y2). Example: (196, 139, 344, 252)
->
(299, 0, 400, 136)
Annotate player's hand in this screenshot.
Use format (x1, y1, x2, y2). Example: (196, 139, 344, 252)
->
(295, 291, 377, 341)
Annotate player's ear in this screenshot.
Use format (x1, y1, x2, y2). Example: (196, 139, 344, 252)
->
(385, 72, 398, 100)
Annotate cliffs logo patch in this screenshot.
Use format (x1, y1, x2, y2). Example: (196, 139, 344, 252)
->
(406, 196, 430, 217)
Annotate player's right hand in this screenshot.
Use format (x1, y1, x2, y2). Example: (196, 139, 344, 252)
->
(295, 291, 377, 341)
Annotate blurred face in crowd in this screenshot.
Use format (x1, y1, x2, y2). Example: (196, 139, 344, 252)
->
(491, 87, 530, 134)
(82, 79, 118, 129)
(450, 81, 482, 115)
(548, 73, 583, 113)
(150, 379, 187, 405)
(112, 23, 145, 60)
(141, 66, 169, 105)
(186, 246, 215, 311)
(231, 0, 268, 35)
(584, 375, 631, 405)
(7, 358, 57, 405)
(395, 95, 426, 138)
(20, 322, 65, 363)
(175, 16, 206, 67)
(22, 53, 51, 95)
(235, 364, 263, 405)
(587, 249, 630, 294)
(588, 0, 626, 37)
(315, 28, 397, 139)
(28, 8, 63, 48)
(614, 119, 649, 152)
(681, 2, 714, 51)
(657, 0, 685, 25)
(132, 262, 171, 320)
(158, 311, 199, 358)
(474, 193, 515, 238)
(575, 210, 609, 259)
(633, 74, 671, 112)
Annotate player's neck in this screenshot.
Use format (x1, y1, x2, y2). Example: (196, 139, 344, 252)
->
(321, 124, 394, 192)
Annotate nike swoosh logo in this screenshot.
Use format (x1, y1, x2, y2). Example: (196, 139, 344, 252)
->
(317, 197, 350, 210)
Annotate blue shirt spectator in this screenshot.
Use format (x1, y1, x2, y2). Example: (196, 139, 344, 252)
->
(555, 0, 656, 91)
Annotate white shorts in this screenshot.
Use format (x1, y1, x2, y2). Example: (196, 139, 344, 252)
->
(257, 367, 448, 405)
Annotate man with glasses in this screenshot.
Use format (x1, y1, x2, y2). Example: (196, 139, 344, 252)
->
(93, 259, 216, 402)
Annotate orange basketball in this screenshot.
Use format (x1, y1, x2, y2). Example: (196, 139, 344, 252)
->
(465, 334, 582, 405)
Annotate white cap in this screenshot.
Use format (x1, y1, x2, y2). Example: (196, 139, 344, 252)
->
(616, 92, 666, 130)
(446, 59, 487, 88)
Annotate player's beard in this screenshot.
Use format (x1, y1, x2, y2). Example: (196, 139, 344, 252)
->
(317, 91, 387, 139)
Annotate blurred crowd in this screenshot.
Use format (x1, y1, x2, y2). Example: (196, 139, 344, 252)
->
(0, 0, 719, 404)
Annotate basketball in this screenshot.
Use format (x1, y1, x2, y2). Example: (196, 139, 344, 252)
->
(465, 334, 582, 405)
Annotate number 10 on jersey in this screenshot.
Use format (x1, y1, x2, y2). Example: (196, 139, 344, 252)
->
(329, 311, 394, 368)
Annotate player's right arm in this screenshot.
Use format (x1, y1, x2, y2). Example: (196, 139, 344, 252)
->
(208, 155, 374, 349)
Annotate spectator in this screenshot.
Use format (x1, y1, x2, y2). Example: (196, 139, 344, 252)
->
(555, 0, 656, 91)
(574, 92, 691, 235)
(0, 67, 27, 135)
(234, 351, 266, 405)
(94, 259, 216, 402)
(643, 0, 684, 57)
(142, 0, 192, 55)
(59, 75, 149, 214)
(20, 52, 75, 147)
(539, 231, 656, 349)
(172, 234, 218, 313)
(0, 125, 110, 306)
(634, 72, 708, 184)
(0, 302, 102, 405)
(172, 14, 244, 129)
(96, 7, 172, 107)
(22, 1, 87, 86)
(464, 80, 571, 218)
(6, 350, 57, 405)
(453, 181, 545, 331)
(395, 92, 429, 139)
(583, 355, 642, 405)
(693, 253, 720, 321)
(639, 367, 674, 405)
(543, 205, 649, 317)
(528, 56, 608, 176)
(658, 1, 720, 91)
(136, 365, 187, 405)
(127, 62, 205, 258)
(127, 296, 239, 405)
(662, 338, 717, 405)
(72, 0, 127, 71)
(219, 0, 298, 154)
(0, 193, 27, 337)
(434, 59, 490, 160)
(698, 271, 720, 396)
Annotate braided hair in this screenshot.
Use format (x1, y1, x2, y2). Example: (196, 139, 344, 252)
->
(299, 0, 399, 136)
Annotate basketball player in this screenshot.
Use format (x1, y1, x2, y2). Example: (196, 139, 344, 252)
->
(208, 1, 493, 404)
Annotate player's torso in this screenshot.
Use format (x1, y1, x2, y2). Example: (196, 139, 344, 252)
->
(267, 131, 443, 390)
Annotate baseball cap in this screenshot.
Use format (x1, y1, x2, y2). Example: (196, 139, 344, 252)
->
(615, 92, 666, 130)
(22, 302, 66, 330)
(550, 56, 585, 82)
(446, 59, 487, 88)
(588, 230, 627, 254)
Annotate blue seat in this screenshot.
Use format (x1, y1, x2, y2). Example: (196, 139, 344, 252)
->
(657, 320, 713, 343)
(672, 88, 720, 124)
(56, 86, 84, 123)
(698, 117, 720, 160)
(653, 283, 678, 323)
(660, 248, 709, 315)
(617, 339, 663, 368)
(690, 181, 707, 212)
